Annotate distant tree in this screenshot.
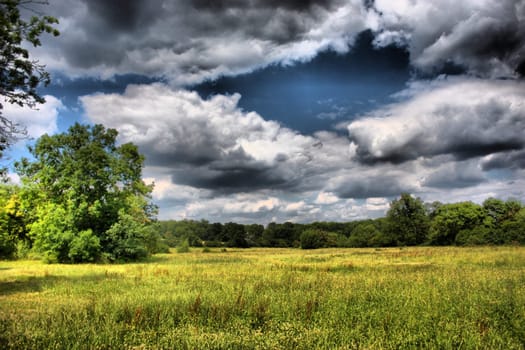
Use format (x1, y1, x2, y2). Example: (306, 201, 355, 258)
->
(158, 220, 179, 247)
(245, 223, 264, 246)
(223, 222, 248, 248)
(347, 220, 393, 247)
(0, 0, 59, 159)
(482, 198, 508, 225)
(169, 220, 205, 247)
(386, 193, 429, 246)
(300, 229, 327, 249)
(263, 222, 301, 247)
(500, 207, 525, 244)
(16, 123, 159, 262)
(203, 222, 224, 246)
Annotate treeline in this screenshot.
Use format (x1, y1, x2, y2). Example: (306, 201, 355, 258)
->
(159, 194, 525, 249)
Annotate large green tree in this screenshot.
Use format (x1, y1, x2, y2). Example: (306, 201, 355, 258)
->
(16, 123, 161, 262)
(0, 0, 59, 156)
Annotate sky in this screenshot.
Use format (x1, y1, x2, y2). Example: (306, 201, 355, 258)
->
(4, 0, 525, 223)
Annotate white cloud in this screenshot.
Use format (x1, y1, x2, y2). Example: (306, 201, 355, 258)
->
(81, 84, 322, 193)
(82, 84, 309, 162)
(284, 201, 307, 212)
(365, 198, 390, 211)
(315, 191, 340, 204)
(223, 197, 281, 214)
(79, 79, 525, 223)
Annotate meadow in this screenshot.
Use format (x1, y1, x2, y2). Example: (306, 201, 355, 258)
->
(1, 246, 524, 349)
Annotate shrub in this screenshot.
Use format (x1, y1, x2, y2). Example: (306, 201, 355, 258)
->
(103, 213, 151, 262)
(0, 231, 17, 259)
(176, 238, 190, 253)
(68, 230, 101, 263)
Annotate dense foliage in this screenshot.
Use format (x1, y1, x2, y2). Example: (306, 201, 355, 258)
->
(0, 0, 59, 158)
(0, 123, 165, 262)
(157, 194, 525, 250)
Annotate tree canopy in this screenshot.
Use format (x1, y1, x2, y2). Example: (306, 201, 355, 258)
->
(386, 193, 429, 246)
(0, 0, 59, 157)
(13, 123, 163, 262)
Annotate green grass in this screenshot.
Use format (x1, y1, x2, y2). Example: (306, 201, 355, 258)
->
(1, 246, 524, 349)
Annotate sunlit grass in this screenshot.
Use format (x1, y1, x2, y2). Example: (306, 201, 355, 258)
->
(1, 246, 524, 349)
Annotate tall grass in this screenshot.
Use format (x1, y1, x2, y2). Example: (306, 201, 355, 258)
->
(1, 246, 524, 349)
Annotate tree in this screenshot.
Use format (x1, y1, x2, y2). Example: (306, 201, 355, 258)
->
(386, 193, 429, 246)
(347, 221, 392, 248)
(500, 208, 525, 244)
(0, 0, 59, 157)
(245, 223, 264, 246)
(263, 222, 300, 247)
(16, 123, 159, 262)
(428, 202, 486, 245)
(223, 222, 248, 248)
(300, 229, 328, 249)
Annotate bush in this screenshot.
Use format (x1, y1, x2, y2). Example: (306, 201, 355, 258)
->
(30, 204, 75, 263)
(103, 213, 151, 262)
(0, 231, 17, 259)
(176, 238, 190, 253)
(68, 230, 101, 263)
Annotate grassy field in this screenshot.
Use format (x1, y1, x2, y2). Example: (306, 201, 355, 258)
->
(1, 246, 524, 349)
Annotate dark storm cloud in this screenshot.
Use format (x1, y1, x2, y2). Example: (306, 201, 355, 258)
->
(348, 78, 525, 165)
(422, 161, 486, 189)
(33, 0, 525, 84)
(82, 0, 162, 32)
(37, 0, 368, 84)
(333, 176, 410, 199)
(481, 150, 525, 171)
(38, 0, 525, 223)
(373, 0, 525, 78)
(171, 162, 291, 192)
(191, 0, 340, 11)
(164, 146, 301, 194)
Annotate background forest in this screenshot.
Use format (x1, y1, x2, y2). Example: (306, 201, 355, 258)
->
(157, 194, 525, 250)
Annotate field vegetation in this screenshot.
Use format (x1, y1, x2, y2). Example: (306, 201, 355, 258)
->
(1, 246, 524, 349)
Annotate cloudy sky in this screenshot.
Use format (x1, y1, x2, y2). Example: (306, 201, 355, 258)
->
(6, 0, 525, 223)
